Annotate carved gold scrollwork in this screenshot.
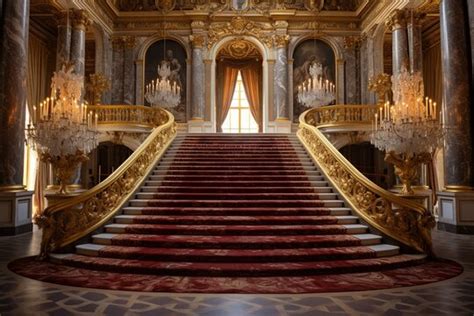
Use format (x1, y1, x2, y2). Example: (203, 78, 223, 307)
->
(298, 108, 435, 256)
(36, 107, 177, 259)
(207, 16, 274, 49)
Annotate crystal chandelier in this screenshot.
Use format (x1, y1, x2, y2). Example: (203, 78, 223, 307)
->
(297, 61, 336, 108)
(370, 68, 443, 194)
(26, 63, 99, 194)
(144, 62, 181, 108)
(144, 8, 181, 108)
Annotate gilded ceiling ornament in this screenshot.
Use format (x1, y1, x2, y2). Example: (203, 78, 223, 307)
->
(189, 34, 206, 48)
(71, 9, 91, 30)
(343, 36, 361, 50)
(386, 9, 409, 30)
(207, 16, 274, 49)
(155, 0, 176, 12)
(274, 34, 290, 48)
(305, 0, 324, 12)
(368, 73, 392, 105)
(217, 39, 261, 59)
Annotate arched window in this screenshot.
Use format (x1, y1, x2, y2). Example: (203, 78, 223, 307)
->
(221, 71, 259, 133)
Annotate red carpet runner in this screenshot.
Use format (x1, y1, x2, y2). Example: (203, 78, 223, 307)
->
(9, 135, 463, 293)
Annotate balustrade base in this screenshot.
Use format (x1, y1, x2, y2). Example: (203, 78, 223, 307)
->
(0, 190, 34, 236)
(437, 190, 474, 234)
(268, 119, 291, 134)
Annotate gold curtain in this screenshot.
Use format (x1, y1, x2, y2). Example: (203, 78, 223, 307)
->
(240, 61, 263, 133)
(422, 43, 442, 197)
(216, 59, 263, 132)
(423, 43, 443, 109)
(27, 35, 51, 215)
(216, 63, 239, 133)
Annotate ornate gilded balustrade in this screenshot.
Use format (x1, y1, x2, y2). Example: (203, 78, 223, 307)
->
(304, 104, 377, 131)
(298, 108, 435, 256)
(36, 107, 176, 258)
(89, 105, 168, 131)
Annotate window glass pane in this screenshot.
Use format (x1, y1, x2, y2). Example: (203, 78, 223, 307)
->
(222, 71, 258, 134)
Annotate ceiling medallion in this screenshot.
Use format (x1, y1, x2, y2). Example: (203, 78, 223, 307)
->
(218, 39, 261, 60)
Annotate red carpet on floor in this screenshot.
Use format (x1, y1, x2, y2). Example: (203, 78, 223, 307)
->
(9, 135, 463, 293)
(8, 256, 462, 293)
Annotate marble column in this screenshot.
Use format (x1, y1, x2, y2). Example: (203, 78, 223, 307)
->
(274, 35, 290, 120)
(55, 10, 71, 70)
(111, 37, 125, 104)
(440, 0, 473, 189)
(190, 35, 205, 120)
(123, 36, 136, 105)
(388, 10, 409, 74)
(0, 0, 33, 235)
(70, 9, 89, 77)
(436, 0, 474, 234)
(407, 10, 425, 74)
(0, 0, 29, 189)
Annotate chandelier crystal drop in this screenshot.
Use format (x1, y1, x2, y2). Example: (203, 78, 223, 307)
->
(144, 61, 181, 108)
(370, 68, 443, 195)
(297, 62, 336, 108)
(26, 63, 99, 194)
(370, 68, 443, 156)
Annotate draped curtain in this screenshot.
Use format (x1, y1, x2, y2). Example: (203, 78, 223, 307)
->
(27, 35, 51, 215)
(423, 43, 443, 111)
(422, 43, 443, 200)
(216, 59, 263, 132)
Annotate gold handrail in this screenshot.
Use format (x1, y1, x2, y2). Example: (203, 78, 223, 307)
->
(36, 107, 177, 258)
(298, 108, 435, 256)
(89, 105, 167, 128)
(304, 104, 378, 128)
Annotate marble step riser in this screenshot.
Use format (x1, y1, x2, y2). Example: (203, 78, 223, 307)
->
(134, 193, 339, 201)
(139, 186, 332, 193)
(129, 200, 345, 208)
(122, 208, 352, 217)
(147, 175, 325, 181)
(143, 180, 330, 187)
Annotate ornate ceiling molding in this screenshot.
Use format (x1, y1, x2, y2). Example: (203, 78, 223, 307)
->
(207, 16, 274, 49)
(217, 39, 262, 60)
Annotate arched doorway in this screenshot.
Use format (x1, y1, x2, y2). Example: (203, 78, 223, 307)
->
(214, 39, 263, 133)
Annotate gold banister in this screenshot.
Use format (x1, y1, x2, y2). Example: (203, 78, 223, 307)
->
(36, 107, 177, 258)
(298, 108, 435, 256)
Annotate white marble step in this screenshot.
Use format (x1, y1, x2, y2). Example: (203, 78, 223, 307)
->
(75, 242, 398, 258)
(128, 199, 345, 208)
(139, 185, 332, 194)
(143, 179, 330, 187)
(147, 174, 324, 181)
(113, 214, 359, 225)
(103, 223, 367, 234)
(91, 232, 382, 246)
(151, 169, 322, 176)
(121, 206, 353, 216)
(134, 191, 338, 200)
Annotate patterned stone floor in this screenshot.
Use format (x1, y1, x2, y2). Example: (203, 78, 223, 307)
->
(0, 228, 473, 315)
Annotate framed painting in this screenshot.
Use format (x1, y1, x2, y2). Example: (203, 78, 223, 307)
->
(292, 39, 336, 122)
(145, 40, 187, 122)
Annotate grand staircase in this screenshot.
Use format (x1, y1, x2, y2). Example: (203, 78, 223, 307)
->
(51, 134, 425, 277)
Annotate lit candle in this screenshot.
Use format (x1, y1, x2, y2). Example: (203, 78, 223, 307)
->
(33, 106, 37, 123)
(375, 113, 378, 130)
(433, 102, 437, 120)
(95, 113, 98, 130)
